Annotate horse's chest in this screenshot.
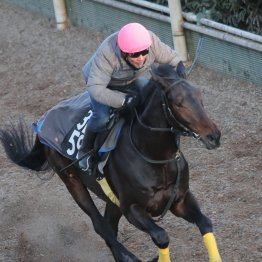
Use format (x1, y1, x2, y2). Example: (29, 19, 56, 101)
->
(145, 188, 173, 216)
(142, 165, 186, 216)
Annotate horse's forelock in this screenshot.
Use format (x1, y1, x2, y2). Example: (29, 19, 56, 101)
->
(151, 64, 179, 85)
(152, 64, 176, 76)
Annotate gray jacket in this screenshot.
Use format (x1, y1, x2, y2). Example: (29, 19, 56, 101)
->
(82, 31, 181, 108)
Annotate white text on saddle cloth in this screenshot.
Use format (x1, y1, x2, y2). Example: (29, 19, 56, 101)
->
(66, 110, 93, 157)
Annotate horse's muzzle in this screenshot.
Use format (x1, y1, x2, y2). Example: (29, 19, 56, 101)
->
(201, 129, 221, 150)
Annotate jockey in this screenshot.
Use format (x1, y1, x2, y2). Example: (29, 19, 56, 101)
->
(79, 22, 186, 171)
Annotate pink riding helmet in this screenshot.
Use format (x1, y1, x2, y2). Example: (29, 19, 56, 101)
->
(117, 23, 152, 53)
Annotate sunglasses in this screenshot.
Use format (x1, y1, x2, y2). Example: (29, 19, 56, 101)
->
(128, 49, 149, 58)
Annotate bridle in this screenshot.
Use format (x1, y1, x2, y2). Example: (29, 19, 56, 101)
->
(129, 79, 200, 165)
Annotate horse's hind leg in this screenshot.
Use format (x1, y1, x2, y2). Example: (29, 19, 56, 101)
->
(58, 170, 140, 261)
(170, 190, 222, 262)
(47, 151, 140, 262)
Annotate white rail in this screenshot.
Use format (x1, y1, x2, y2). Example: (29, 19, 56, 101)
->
(120, 0, 262, 47)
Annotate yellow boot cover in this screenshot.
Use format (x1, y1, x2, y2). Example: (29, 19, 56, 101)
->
(203, 232, 222, 262)
(97, 177, 120, 207)
(158, 247, 171, 262)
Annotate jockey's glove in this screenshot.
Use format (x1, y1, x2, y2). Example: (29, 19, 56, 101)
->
(122, 94, 139, 111)
(176, 61, 187, 79)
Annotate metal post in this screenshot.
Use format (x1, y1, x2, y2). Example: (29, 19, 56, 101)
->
(53, 0, 68, 30)
(167, 0, 188, 61)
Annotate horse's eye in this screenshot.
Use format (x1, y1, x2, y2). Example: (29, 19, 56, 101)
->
(174, 98, 183, 109)
(172, 95, 183, 107)
(174, 103, 181, 110)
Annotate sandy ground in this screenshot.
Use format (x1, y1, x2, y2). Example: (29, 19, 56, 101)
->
(0, 2, 261, 262)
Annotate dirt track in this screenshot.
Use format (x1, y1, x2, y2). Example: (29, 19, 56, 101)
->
(0, 2, 261, 262)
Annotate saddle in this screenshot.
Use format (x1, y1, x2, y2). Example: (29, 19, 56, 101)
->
(32, 91, 125, 174)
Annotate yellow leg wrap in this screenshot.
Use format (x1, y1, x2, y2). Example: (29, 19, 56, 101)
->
(158, 247, 171, 262)
(203, 233, 222, 262)
(97, 177, 120, 207)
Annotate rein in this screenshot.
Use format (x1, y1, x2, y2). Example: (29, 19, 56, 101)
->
(129, 113, 182, 164)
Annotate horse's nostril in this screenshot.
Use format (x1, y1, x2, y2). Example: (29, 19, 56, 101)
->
(207, 131, 221, 143)
(207, 134, 215, 141)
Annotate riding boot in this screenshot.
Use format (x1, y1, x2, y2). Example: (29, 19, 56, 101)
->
(78, 129, 98, 172)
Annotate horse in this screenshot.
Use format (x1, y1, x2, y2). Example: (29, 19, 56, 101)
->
(0, 64, 222, 262)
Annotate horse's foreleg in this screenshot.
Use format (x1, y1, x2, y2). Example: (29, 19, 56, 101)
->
(104, 202, 122, 237)
(170, 190, 222, 262)
(125, 204, 171, 262)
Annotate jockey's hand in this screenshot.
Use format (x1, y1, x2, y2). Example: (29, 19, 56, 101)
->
(176, 61, 187, 79)
(122, 94, 139, 111)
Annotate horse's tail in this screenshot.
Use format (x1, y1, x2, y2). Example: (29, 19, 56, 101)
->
(0, 119, 50, 171)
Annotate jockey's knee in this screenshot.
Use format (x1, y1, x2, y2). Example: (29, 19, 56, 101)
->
(88, 115, 109, 132)
(89, 105, 111, 132)
(96, 117, 110, 130)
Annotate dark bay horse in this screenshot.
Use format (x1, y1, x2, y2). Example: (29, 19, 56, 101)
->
(0, 64, 222, 262)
